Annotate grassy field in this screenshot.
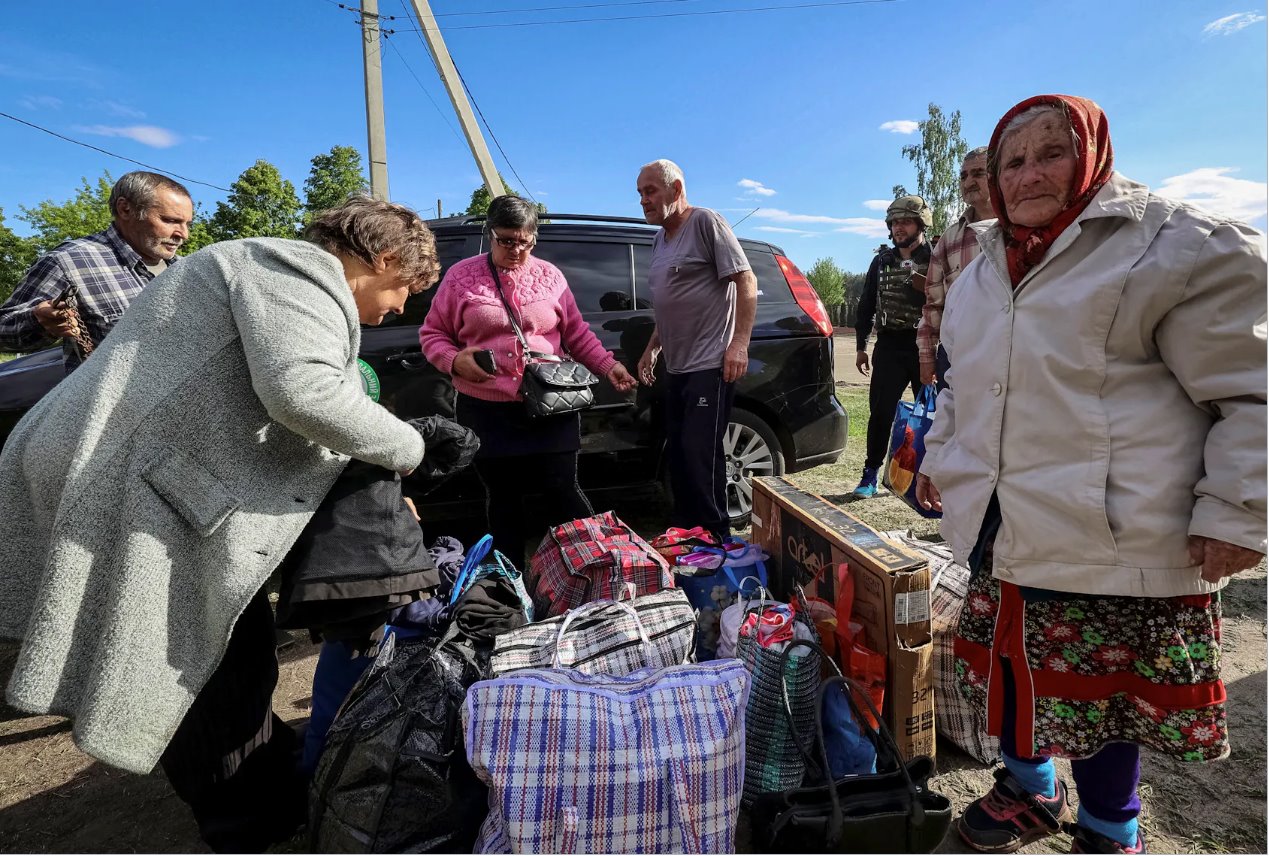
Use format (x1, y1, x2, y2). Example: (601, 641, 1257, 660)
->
(787, 383, 942, 542)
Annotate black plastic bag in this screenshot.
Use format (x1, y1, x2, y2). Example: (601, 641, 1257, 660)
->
(307, 627, 489, 853)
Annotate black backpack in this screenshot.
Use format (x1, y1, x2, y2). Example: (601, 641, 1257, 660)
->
(307, 626, 490, 853)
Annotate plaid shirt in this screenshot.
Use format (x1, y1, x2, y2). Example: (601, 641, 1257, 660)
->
(0, 224, 165, 369)
(917, 210, 986, 375)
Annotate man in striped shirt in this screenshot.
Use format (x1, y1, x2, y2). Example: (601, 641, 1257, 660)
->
(917, 146, 996, 387)
(0, 171, 194, 372)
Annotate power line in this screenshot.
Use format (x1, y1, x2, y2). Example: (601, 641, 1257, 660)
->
(323, 0, 708, 19)
(452, 64, 537, 204)
(380, 31, 468, 147)
(0, 111, 231, 192)
(382, 0, 897, 32)
(392, 1, 537, 203)
(437, 0, 708, 17)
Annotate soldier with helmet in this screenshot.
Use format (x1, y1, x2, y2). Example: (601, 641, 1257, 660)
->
(851, 194, 932, 498)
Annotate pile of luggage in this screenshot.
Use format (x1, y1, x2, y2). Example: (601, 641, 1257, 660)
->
(308, 511, 950, 854)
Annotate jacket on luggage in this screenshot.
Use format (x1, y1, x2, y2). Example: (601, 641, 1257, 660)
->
(923, 173, 1267, 597)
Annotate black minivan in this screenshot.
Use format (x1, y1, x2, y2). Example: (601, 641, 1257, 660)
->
(0, 213, 846, 525)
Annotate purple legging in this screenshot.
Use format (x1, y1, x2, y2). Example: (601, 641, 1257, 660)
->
(999, 654, 1142, 823)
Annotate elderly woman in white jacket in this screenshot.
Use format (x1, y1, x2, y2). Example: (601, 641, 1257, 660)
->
(917, 95, 1265, 855)
(0, 197, 440, 852)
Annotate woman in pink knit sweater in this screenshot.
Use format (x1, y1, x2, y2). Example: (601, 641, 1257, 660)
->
(420, 195, 636, 567)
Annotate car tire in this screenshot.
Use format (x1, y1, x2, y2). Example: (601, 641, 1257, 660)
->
(724, 408, 785, 528)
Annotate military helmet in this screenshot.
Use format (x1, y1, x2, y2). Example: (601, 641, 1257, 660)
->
(885, 195, 933, 230)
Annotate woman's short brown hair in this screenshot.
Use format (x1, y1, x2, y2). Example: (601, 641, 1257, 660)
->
(305, 196, 441, 293)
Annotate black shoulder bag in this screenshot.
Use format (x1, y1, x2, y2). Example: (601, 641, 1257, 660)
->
(486, 253, 598, 419)
(748, 639, 953, 854)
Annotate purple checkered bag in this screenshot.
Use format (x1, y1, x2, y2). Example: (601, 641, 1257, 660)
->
(463, 660, 750, 853)
(489, 589, 695, 677)
(529, 511, 673, 618)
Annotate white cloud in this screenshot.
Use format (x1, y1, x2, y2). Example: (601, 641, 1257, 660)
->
(754, 226, 818, 237)
(753, 207, 857, 225)
(1156, 167, 1267, 222)
(880, 120, 919, 134)
(73, 124, 181, 148)
(97, 99, 146, 119)
(836, 219, 891, 239)
(738, 178, 777, 197)
(862, 199, 892, 211)
(1202, 11, 1266, 35)
(17, 94, 62, 111)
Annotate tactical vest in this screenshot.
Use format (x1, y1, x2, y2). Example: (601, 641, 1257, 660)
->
(875, 253, 927, 332)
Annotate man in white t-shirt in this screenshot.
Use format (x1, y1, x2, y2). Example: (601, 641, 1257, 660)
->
(635, 159, 758, 540)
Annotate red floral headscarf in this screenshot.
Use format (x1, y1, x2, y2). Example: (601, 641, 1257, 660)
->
(988, 95, 1114, 286)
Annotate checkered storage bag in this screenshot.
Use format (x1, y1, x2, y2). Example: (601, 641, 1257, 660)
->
(463, 660, 750, 853)
(737, 601, 822, 806)
(490, 589, 695, 677)
(530, 511, 674, 618)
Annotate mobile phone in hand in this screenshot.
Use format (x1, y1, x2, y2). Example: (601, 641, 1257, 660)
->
(473, 349, 496, 374)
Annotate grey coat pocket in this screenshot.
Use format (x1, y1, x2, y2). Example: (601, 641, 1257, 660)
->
(142, 449, 242, 537)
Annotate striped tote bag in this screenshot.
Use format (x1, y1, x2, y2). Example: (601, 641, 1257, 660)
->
(463, 660, 750, 853)
(489, 589, 695, 677)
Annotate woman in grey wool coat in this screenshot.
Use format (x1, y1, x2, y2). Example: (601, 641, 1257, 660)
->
(0, 196, 442, 852)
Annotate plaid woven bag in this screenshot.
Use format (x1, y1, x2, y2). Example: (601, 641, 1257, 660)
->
(529, 511, 673, 618)
(464, 660, 750, 854)
(737, 600, 822, 806)
(489, 589, 695, 677)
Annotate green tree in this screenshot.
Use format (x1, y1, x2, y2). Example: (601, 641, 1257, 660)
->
(464, 177, 517, 216)
(900, 103, 969, 235)
(180, 204, 217, 255)
(0, 208, 39, 302)
(842, 271, 867, 328)
(464, 176, 548, 218)
(806, 257, 845, 308)
(304, 145, 369, 220)
(18, 173, 115, 254)
(209, 160, 302, 242)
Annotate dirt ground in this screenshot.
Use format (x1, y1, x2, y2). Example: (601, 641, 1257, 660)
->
(1, 331, 1265, 853)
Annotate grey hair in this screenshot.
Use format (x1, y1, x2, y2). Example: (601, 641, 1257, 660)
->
(486, 194, 539, 236)
(108, 171, 191, 219)
(964, 146, 989, 163)
(990, 104, 1079, 176)
(639, 159, 685, 194)
(305, 196, 440, 293)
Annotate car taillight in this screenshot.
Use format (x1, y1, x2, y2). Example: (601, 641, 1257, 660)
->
(775, 254, 834, 338)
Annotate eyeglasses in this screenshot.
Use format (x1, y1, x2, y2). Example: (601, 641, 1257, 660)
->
(492, 231, 536, 252)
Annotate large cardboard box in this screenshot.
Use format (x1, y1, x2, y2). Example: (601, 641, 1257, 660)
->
(750, 476, 935, 762)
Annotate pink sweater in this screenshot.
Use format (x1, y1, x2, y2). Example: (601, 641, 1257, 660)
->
(419, 254, 617, 402)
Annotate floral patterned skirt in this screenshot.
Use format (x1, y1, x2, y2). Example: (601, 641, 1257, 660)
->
(953, 555, 1228, 762)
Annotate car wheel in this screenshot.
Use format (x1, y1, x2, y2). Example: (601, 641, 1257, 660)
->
(724, 408, 785, 528)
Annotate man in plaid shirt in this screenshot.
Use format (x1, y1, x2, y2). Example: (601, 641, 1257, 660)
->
(0, 171, 193, 372)
(917, 146, 996, 387)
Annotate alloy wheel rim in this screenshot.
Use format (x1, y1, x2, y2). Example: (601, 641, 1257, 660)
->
(722, 421, 775, 518)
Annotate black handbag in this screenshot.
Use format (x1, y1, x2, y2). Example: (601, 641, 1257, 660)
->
(748, 639, 953, 854)
(486, 253, 597, 419)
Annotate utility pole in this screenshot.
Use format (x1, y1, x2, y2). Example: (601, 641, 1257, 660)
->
(405, 0, 502, 199)
(360, 0, 390, 201)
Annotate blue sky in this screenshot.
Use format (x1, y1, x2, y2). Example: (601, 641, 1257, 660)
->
(1, 0, 1265, 274)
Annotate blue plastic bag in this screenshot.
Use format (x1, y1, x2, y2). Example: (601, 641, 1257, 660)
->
(450, 533, 534, 622)
(675, 538, 769, 660)
(821, 680, 878, 777)
(882, 384, 941, 519)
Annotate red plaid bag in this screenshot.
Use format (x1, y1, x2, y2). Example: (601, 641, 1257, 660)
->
(529, 511, 674, 618)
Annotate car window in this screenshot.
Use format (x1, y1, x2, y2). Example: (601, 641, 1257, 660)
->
(376, 236, 470, 328)
(532, 240, 634, 313)
(631, 244, 791, 307)
(746, 250, 792, 304)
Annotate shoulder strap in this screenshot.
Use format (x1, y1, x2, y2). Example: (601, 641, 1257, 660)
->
(486, 252, 532, 356)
